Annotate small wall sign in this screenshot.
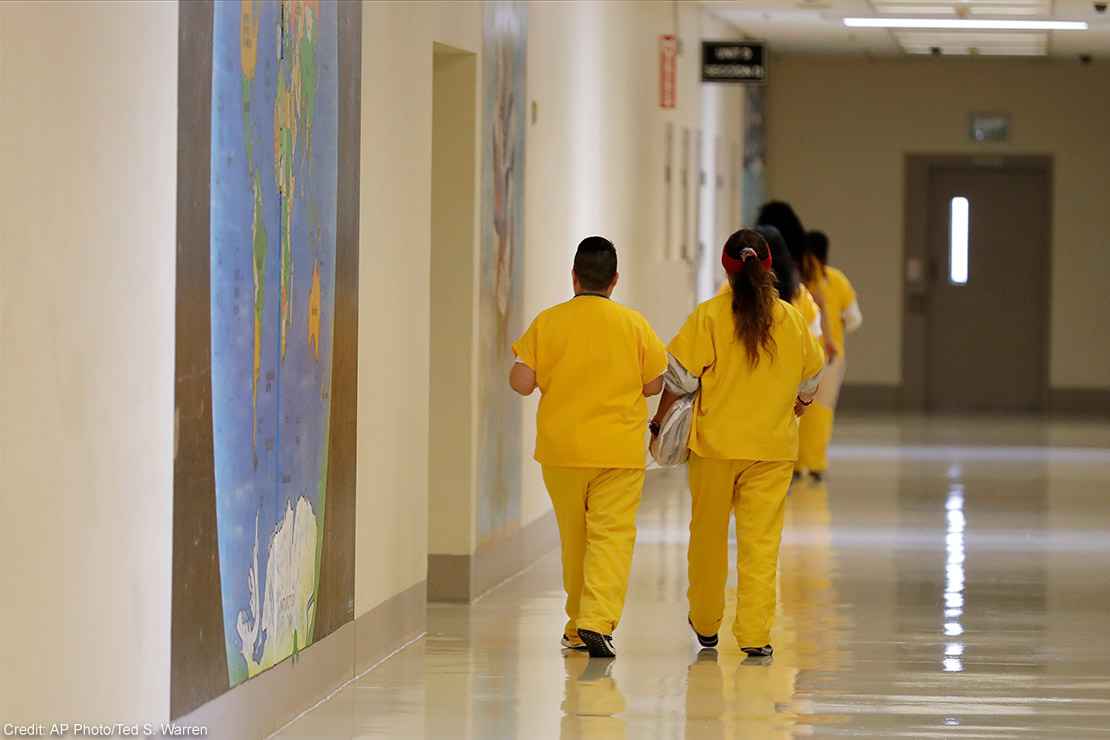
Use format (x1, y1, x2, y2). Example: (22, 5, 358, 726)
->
(660, 35, 678, 109)
(970, 113, 1011, 143)
(702, 41, 767, 84)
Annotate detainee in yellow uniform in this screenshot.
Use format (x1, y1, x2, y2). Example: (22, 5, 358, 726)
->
(656, 230, 824, 654)
(511, 236, 667, 659)
(719, 278, 823, 341)
(798, 230, 863, 476)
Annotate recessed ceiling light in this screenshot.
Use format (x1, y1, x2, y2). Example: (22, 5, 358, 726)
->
(843, 17, 1088, 29)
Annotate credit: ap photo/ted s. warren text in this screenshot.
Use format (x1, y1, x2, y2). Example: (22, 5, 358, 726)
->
(3, 724, 208, 738)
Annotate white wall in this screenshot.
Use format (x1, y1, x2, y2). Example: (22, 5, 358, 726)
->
(0, 0, 176, 723)
(355, 1, 483, 615)
(429, 47, 480, 558)
(697, 12, 746, 302)
(767, 56, 1110, 389)
(0, 2, 745, 724)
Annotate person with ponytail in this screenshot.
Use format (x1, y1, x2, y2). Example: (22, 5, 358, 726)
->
(650, 229, 825, 657)
(719, 225, 825, 348)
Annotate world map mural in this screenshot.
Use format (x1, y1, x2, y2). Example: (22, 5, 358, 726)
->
(209, 0, 338, 686)
(173, 0, 359, 717)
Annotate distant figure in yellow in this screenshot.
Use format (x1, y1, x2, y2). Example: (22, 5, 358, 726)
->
(510, 236, 667, 659)
(653, 229, 824, 657)
(797, 230, 863, 479)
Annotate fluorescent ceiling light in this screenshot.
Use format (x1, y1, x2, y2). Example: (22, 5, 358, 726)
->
(844, 17, 1088, 30)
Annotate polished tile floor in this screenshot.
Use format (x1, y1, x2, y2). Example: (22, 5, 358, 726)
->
(277, 417, 1110, 738)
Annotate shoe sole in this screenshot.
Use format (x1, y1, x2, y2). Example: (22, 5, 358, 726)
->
(688, 618, 718, 650)
(577, 630, 616, 658)
(560, 638, 588, 651)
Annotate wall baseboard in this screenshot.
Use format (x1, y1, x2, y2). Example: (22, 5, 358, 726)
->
(355, 581, 427, 675)
(179, 581, 426, 740)
(1049, 388, 1110, 418)
(427, 553, 472, 602)
(472, 508, 559, 598)
(179, 623, 355, 740)
(837, 383, 1110, 418)
(838, 383, 902, 413)
(429, 468, 684, 603)
(429, 508, 560, 603)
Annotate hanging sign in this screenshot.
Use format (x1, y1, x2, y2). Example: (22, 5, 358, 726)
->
(702, 41, 767, 84)
(659, 35, 678, 109)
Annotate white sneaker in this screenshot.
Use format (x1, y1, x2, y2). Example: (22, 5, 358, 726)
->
(561, 634, 588, 651)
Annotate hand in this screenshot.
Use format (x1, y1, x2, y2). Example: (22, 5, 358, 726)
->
(649, 419, 661, 437)
(794, 396, 813, 417)
(824, 340, 839, 362)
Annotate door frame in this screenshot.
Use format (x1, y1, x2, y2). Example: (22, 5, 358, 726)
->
(902, 154, 1054, 412)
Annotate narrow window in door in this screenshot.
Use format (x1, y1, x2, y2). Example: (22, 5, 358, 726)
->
(950, 196, 970, 285)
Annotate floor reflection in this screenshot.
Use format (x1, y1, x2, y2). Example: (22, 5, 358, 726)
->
(561, 657, 626, 739)
(275, 417, 1110, 739)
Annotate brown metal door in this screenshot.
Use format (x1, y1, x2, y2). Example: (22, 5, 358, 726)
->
(925, 167, 1050, 412)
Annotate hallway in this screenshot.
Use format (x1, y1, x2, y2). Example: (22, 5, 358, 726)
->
(275, 417, 1110, 738)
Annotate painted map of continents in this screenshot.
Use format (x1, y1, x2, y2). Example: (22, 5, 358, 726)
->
(209, 0, 338, 687)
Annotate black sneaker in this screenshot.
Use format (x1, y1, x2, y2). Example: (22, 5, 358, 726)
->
(741, 644, 774, 658)
(809, 470, 825, 483)
(560, 634, 588, 651)
(688, 618, 719, 649)
(577, 629, 616, 658)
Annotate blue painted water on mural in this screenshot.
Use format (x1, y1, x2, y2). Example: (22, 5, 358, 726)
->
(209, 0, 338, 686)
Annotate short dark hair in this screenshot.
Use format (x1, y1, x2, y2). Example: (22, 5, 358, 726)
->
(808, 230, 829, 265)
(573, 236, 617, 291)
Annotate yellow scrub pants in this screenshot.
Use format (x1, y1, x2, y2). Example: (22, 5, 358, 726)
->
(797, 355, 845, 473)
(687, 454, 794, 648)
(542, 466, 645, 639)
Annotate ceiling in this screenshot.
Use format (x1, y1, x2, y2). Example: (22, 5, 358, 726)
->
(701, 0, 1110, 59)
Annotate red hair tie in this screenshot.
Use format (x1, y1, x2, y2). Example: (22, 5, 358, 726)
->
(722, 245, 772, 274)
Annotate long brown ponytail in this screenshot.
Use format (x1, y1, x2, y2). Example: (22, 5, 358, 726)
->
(724, 229, 778, 368)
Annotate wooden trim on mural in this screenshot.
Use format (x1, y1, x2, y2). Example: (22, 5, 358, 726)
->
(312, 0, 362, 645)
(171, 0, 228, 720)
